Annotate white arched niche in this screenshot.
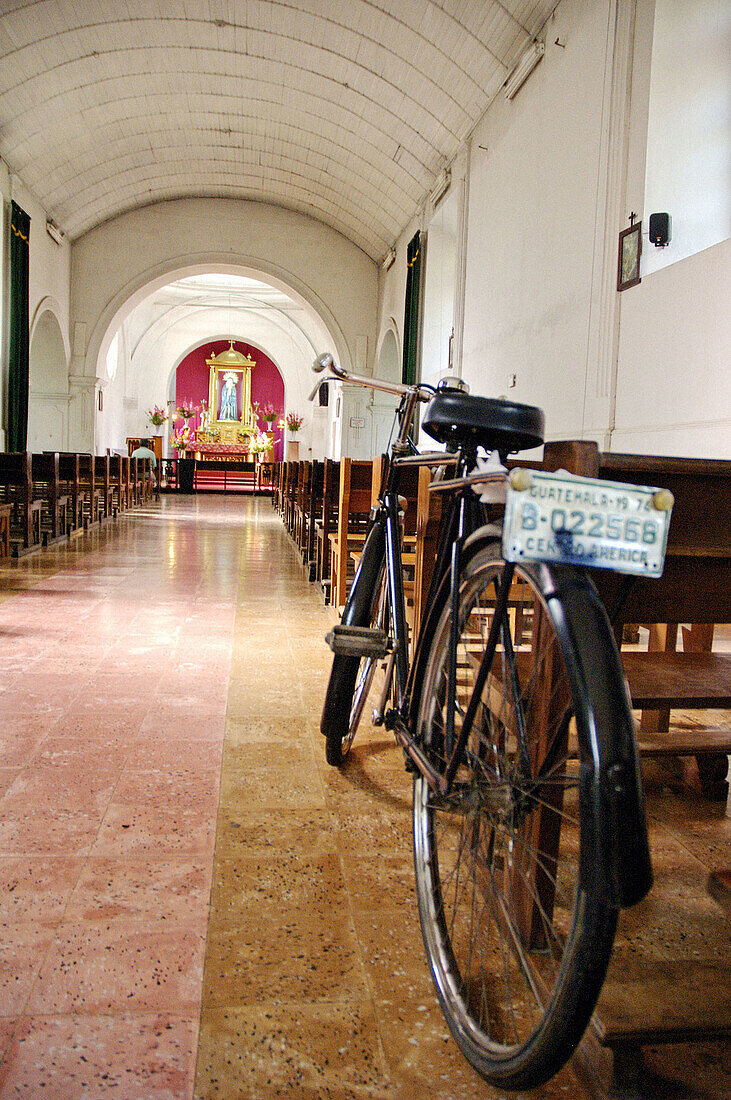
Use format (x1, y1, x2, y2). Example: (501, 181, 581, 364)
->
(368, 324, 402, 456)
(28, 303, 69, 452)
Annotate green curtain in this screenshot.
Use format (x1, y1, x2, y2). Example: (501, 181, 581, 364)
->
(402, 230, 422, 386)
(7, 201, 31, 453)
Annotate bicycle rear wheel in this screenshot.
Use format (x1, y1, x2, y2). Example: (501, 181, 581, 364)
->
(321, 557, 388, 767)
(413, 537, 618, 1089)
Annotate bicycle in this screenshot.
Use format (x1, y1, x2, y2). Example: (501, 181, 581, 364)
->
(311, 353, 670, 1090)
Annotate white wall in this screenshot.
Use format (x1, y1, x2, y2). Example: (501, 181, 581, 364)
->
(461, 0, 615, 441)
(643, 0, 730, 277)
(614, 238, 730, 455)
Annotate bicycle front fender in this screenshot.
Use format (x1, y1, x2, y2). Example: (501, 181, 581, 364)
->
(341, 520, 386, 626)
(541, 564, 653, 909)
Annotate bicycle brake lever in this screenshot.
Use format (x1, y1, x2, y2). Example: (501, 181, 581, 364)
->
(307, 378, 327, 402)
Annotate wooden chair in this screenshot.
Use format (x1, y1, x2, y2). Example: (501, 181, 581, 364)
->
(293, 460, 312, 560)
(329, 458, 374, 609)
(107, 454, 126, 514)
(303, 460, 324, 580)
(94, 455, 115, 518)
(31, 452, 70, 543)
(0, 453, 43, 553)
(55, 452, 84, 532)
(315, 459, 340, 601)
(0, 503, 11, 558)
(78, 454, 103, 526)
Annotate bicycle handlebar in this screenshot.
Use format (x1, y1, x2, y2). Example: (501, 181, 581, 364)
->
(310, 353, 433, 403)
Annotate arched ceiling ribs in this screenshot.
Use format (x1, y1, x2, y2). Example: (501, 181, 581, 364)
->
(0, 1, 557, 260)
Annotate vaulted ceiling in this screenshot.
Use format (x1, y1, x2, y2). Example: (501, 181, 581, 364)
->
(0, 1, 556, 260)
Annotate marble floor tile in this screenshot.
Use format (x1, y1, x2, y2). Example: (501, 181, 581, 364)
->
(0, 1013, 198, 1099)
(0, 857, 84, 924)
(195, 1002, 391, 1099)
(27, 924, 206, 1014)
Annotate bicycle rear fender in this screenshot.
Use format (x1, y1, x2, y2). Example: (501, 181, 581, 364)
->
(538, 563, 654, 909)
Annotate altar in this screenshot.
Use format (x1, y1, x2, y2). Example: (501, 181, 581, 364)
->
(189, 442, 250, 461)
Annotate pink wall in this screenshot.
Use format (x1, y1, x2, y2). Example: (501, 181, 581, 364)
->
(175, 340, 285, 459)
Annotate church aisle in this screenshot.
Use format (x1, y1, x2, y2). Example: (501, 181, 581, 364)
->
(0, 496, 589, 1098)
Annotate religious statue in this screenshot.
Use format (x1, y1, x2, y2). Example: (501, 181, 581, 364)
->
(219, 371, 239, 421)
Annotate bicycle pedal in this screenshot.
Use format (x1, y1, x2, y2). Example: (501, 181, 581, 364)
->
(325, 624, 389, 658)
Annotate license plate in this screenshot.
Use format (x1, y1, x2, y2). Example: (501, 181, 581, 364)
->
(502, 470, 673, 577)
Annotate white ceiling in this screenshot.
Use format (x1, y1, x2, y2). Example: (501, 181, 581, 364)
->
(0, 1, 556, 260)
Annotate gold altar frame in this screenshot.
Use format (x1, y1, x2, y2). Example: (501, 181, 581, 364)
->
(202, 343, 259, 445)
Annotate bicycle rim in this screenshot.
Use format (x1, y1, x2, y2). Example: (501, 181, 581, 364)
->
(413, 540, 617, 1089)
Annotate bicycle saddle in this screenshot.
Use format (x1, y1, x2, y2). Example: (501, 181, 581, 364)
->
(421, 390, 544, 455)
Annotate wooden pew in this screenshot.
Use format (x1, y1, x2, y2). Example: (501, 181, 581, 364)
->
(315, 458, 339, 601)
(31, 452, 70, 543)
(94, 455, 115, 518)
(293, 460, 313, 561)
(54, 452, 84, 533)
(538, 442, 731, 798)
(0, 503, 13, 558)
(303, 460, 324, 581)
(78, 453, 103, 526)
(108, 454, 127, 514)
(0, 453, 43, 553)
(329, 458, 374, 609)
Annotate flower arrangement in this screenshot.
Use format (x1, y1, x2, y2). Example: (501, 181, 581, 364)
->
(147, 404, 168, 427)
(176, 399, 198, 420)
(286, 411, 303, 433)
(248, 431, 274, 456)
(171, 426, 192, 452)
(261, 402, 278, 423)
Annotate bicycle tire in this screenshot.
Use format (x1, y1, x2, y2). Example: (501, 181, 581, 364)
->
(321, 541, 388, 767)
(413, 536, 619, 1090)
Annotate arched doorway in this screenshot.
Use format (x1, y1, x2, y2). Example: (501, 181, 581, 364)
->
(28, 308, 69, 451)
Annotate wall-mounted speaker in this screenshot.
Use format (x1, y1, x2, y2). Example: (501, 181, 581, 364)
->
(318, 382, 329, 407)
(649, 212, 671, 247)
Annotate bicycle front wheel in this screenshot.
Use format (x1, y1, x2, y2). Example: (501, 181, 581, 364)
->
(413, 537, 618, 1090)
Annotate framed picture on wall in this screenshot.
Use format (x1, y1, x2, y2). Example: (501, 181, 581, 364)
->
(617, 221, 642, 291)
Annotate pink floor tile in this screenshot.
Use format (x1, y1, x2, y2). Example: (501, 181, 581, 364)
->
(0, 924, 55, 1016)
(111, 771, 220, 812)
(2, 766, 117, 816)
(65, 856, 211, 924)
(0, 770, 20, 799)
(26, 925, 206, 1014)
(125, 739, 223, 772)
(0, 1013, 198, 1098)
(90, 804, 217, 857)
(0, 857, 84, 923)
(139, 713, 226, 742)
(0, 808, 103, 856)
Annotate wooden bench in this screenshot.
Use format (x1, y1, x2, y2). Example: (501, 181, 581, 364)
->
(78, 453, 103, 526)
(329, 457, 374, 609)
(303, 460, 324, 580)
(539, 442, 731, 797)
(94, 455, 115, 518)
(0, 453, 43, 553)
(0, 503, 12, 558)
(54, 452, 84, 533)
(108, 454, 128, 513)
(315, 458, 339, 601)
(31, 452, 70, 543)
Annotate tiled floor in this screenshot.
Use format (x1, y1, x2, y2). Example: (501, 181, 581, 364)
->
(0, 496, 727, 1098)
